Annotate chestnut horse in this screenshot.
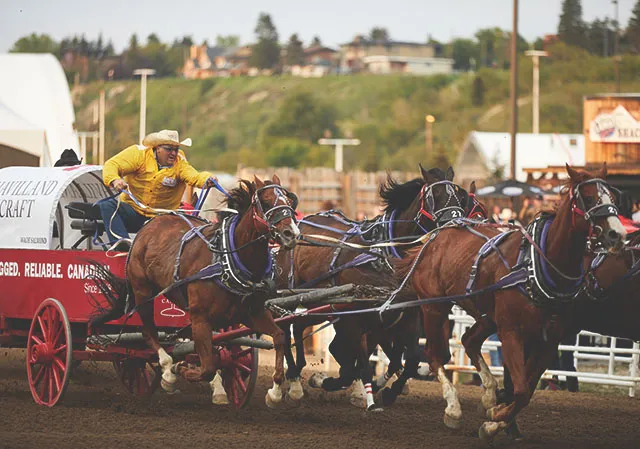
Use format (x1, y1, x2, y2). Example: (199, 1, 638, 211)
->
(276, 166, 470, 409)
(91, 175, 300, 407)
(396, 165, 626, 441)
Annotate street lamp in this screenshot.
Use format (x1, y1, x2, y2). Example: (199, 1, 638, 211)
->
(133, 68, 156, 144)
(525, 50, 547, 134)
(318, 138, 361, 172)
(425, 115, 435, 155)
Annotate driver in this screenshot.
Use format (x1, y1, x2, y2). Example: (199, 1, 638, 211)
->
(100, 129, 217, 247)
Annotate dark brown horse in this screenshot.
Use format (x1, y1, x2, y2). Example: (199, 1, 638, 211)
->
(91, 175, 299, 407)
(276, 166, 469, 409)
(396, 165, 626, 440)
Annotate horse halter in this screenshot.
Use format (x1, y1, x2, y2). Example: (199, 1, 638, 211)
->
(251, 184, 297, 233)
(416, 180, 467, 227)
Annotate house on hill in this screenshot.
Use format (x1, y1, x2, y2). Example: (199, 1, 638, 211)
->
(455, 131, 585, 188)
(288, 45, 338, 77)
(339, 35, 453, 75)
(182, 44, 252, 78)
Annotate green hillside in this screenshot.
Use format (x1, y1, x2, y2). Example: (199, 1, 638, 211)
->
(73, 46, 640, 173)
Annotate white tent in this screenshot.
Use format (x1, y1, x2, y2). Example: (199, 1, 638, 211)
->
(0, 53, 78, 166)
(455, 131, 585, 185)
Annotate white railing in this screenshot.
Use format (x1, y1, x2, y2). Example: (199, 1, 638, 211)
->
(369, 306, 640, 397)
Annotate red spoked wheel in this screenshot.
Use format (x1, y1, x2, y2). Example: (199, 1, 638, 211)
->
(218, 326, 259, 409)
(26, 298, 73, 407)
(113, 358, 161, 396)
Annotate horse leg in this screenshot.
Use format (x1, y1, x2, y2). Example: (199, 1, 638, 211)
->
(422, 305, 462, 429)
(309, 320, 358, 393)
(248, 309, 286, 409)
(358, 332, 381, 412)
(480, 330, 530, 442)
(374, 339, 399, 392)
(285, 322, 305, 401)
(461, 316, 498, 411)
(131, 277, 178, 394)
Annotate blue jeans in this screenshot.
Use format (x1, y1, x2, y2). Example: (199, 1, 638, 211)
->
(488, 333, 503, 366)
(98, 198, 147, 243)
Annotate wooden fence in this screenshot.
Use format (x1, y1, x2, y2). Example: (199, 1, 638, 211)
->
(236, 166, 417, 218)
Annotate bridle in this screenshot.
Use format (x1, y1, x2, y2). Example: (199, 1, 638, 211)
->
(415, 180, 467, 228)
(251, 184, 298, 235)
(467, 192, 488, 219)
(570, 178, 620, 238)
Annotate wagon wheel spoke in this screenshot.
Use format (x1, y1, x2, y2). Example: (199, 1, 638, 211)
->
(235, 361, 252, 374)
(234, 369, 247, 394)
(54, 344, 68, 355)
(32, 364, 46, 387)
(53, 355, 67, 372)
(51, 362, 62, 392)
(30, 335, 44, 346)
(39, 368, 49, 399)
(234, 348, 252, 359)
(52, 321, 64, 346)
(48, 367, 54, 403)
(230, 373, 239, 407)
(36, 316, 47, 341)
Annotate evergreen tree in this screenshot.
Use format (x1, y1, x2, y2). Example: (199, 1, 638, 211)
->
(370, 27, 389, 42)
(249, 13, 280, 69)
(96, 33, 104, 58)
(558, 0, 586, 48)
(311, 36, 322, 47)
(129, 34, 139, 51)
(285, 33, 304, 66)
(216, 35, 240, 47)
(628, 0, 640, 53)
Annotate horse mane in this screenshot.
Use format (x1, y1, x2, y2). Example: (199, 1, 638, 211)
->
(379, 176, 425, 213)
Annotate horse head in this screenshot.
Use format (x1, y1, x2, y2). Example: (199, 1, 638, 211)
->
(417, 164, 469, 227)
(566, 163, 626, 253)
(252, 174, 300, 250)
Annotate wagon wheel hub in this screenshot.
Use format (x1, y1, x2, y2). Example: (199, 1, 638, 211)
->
(29, 342, 56, 364)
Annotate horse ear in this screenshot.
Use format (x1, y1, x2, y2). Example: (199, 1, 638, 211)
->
(419, 163, 436, 184)
(598, 162, 608, 179)
(446, 166, 455, 181)
(253, 175, 265, 189)
(272, 173, 281, 185)
(469, 180, 476, 194)
(566, 164, 580, 183)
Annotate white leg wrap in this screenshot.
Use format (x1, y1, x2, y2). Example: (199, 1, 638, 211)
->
(308, 372, 328, 389)
(210, 371, 229, 405)
(438, 367, 462, 428)
(375, 371, 392, 389)
(350, 379, 366, 408)
(267, 382, 283, 403)
(476, 356, 498, 410)
(288, 378, 304, 401)
(158, 348, 177, 393)
(364, 382, 376, 410)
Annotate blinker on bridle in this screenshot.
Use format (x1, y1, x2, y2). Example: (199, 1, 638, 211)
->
(416, 180, 466, 226)
(251, 184, 297, 233)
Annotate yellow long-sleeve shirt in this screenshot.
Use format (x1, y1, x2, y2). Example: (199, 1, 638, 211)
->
(102, 144, 211, 217)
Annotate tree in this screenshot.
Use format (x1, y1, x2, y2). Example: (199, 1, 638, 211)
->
(96, 33, 104, 59)
(129, 34, 139, 51)
(558, 0, 586, 48)
(533, 37, 545, 51)
(586, 19, 615, 56)
(450, 38, 479, 71)
(10, 33, 58, 54)
(147, 33, 161, 45)
(628, 0, 640, 53)
(180, 36, 194, 47)
(311, 36, 322, 47)
(216, 35, 240, 47)
(285, 34, 305, 66)
(249, 13, 280, 69)
(370, 27, 389, 42)
(471, 75, 485, 106)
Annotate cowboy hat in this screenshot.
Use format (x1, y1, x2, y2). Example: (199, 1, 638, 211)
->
(54, 149, 82, 167)
(142, 129, 192, 148)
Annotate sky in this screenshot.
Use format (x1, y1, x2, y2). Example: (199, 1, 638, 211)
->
(0, 0, 636, 52)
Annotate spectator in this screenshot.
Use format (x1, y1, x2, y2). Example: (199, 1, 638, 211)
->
(518, 197, 537, 226)
(54, 149, 82, 167)
(632, 201, 640, 223)
(490, 205, 501, 223)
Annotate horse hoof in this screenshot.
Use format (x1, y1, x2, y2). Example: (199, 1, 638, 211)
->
(161, 378, 178, 394)
(265, 391, 282, 409)
(444, 413, 463, 430)
(505, 421, 524, 441)
(212, 393, 230, 405)
(287, 379, 304, 402)
(401, 383, 409, 395)
(366, 403, 384, 412)
(379, 387, 397, 407)
(478, 421, 506, 442)
(308, 373, 327, 389)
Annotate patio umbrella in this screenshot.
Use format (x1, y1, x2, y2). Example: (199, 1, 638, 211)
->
(475, 179, 547, 198)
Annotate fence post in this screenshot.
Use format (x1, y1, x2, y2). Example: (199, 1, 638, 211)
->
(341, 172, 355, 218)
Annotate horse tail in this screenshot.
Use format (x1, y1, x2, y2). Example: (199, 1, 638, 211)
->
(86, 260, 131, 327)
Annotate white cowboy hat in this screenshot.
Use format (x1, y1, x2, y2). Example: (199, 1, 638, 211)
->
(142, 129, 192, 148)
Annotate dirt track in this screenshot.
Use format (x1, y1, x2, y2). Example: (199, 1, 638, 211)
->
(1, 348, 639, 449)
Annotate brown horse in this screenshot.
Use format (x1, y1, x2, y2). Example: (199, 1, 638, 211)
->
(91, 175, 300, 407)
(276, 166, 469, 409)
(396, 164, 626, 440)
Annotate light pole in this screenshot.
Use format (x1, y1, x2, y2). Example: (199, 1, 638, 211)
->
(425, 115, 435, 156)
(509, 0, 519, 180)
(525, 50, 547, 134)
(318, 138, 361, 172)
(613, 0, 620, 93)
(133, 68, 156, 144)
